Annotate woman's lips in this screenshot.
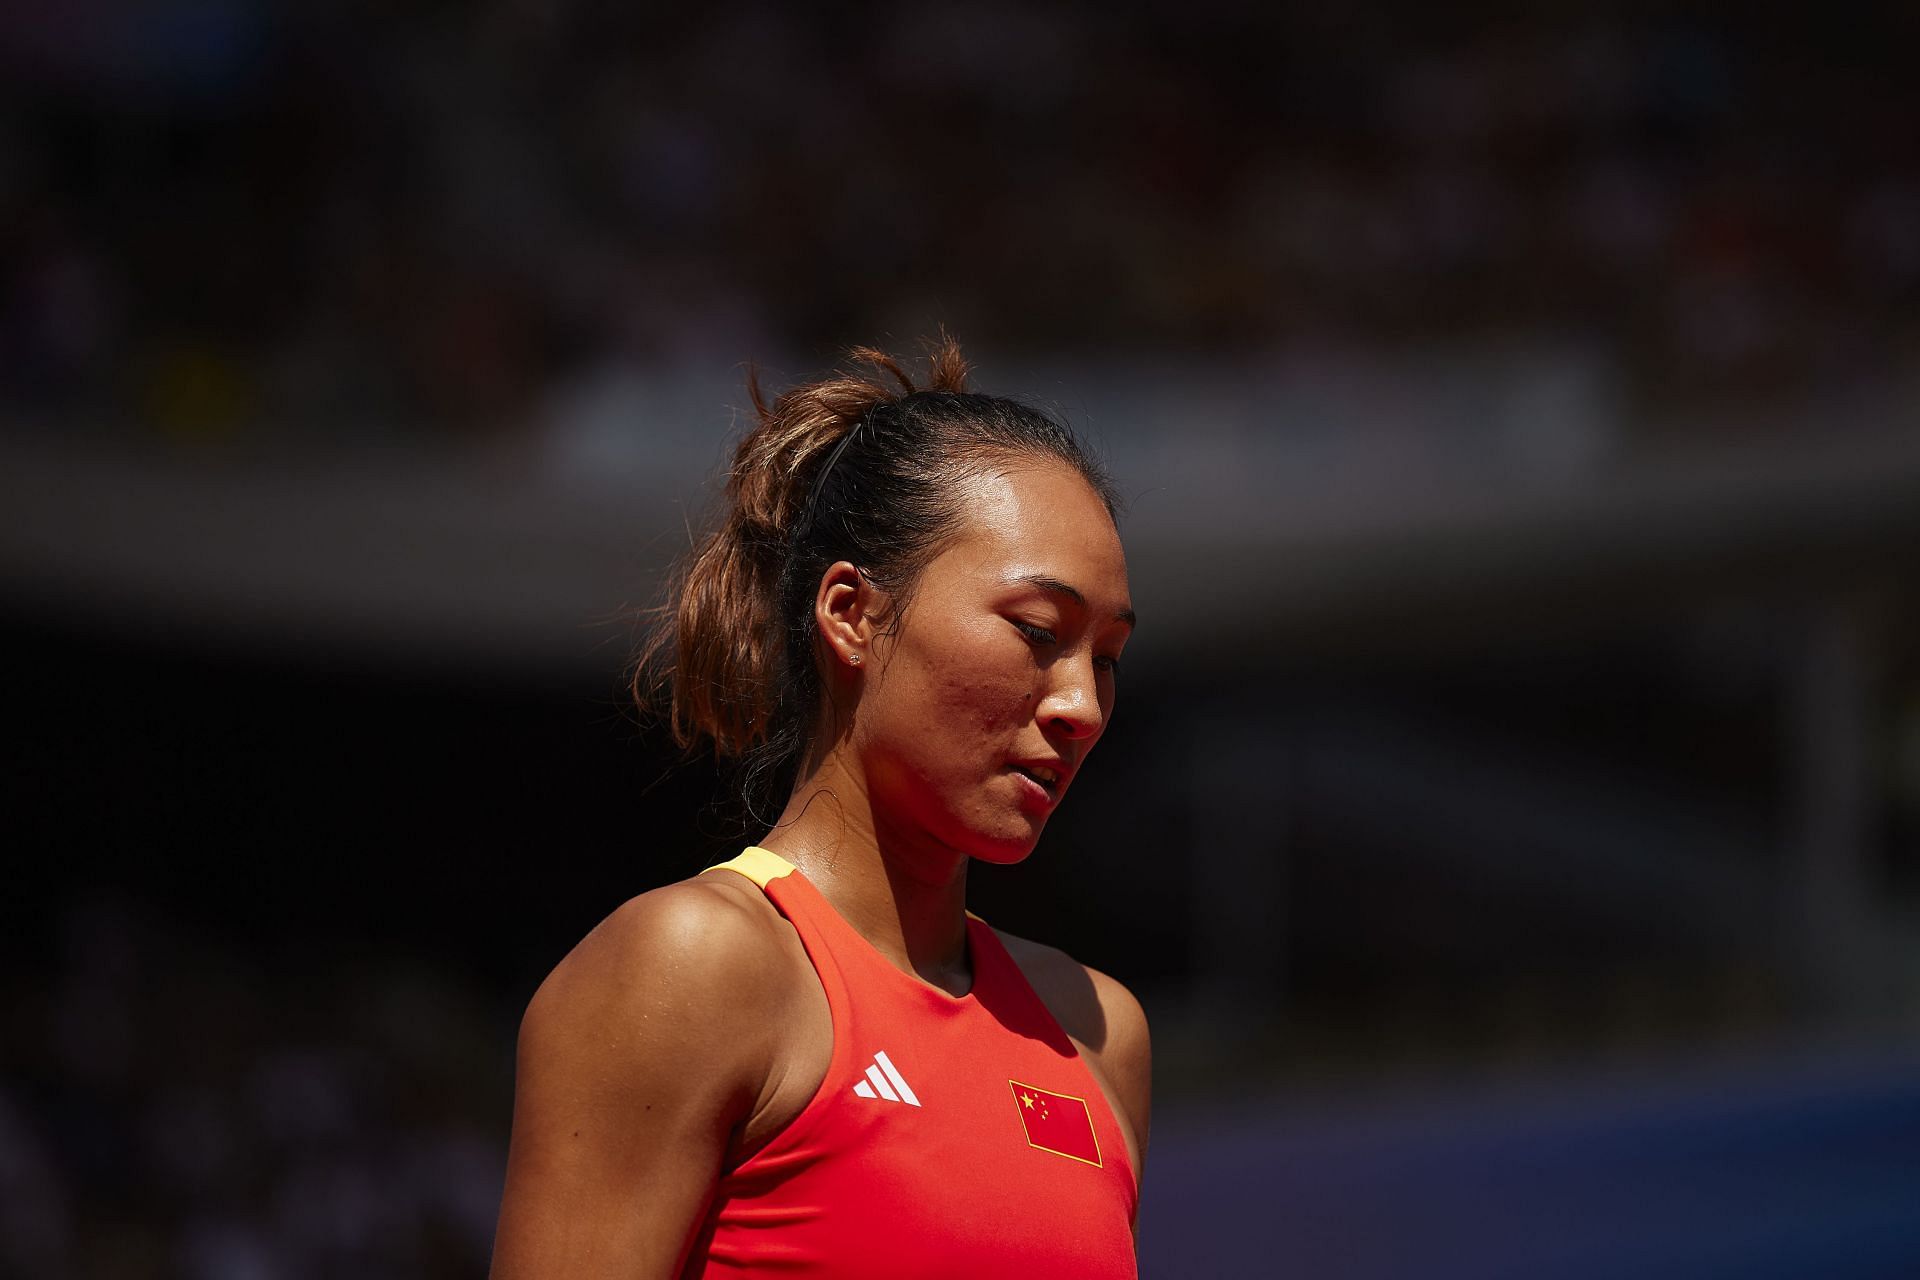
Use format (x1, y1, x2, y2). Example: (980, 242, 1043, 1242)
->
(1009, 764, 1060, 808)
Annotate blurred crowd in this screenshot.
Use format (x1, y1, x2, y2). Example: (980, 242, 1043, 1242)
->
(2, 1, 1916, 444)
(6, 7, 1917, 1276)
(0, 902, 505, 1279)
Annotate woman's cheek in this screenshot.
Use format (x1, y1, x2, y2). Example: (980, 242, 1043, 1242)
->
(911, 616, 1039, 733)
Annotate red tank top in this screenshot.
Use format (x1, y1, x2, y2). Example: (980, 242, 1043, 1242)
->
(683, 847, 1139, 1278)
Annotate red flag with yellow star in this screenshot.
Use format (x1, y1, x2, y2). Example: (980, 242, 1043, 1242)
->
(1009, 1079, 1103, 1166)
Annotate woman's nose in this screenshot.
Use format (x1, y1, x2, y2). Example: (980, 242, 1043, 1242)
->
(1039, 658, 1105, 739)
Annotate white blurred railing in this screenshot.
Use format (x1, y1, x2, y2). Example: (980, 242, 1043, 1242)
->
(3, 350, 1918, 670)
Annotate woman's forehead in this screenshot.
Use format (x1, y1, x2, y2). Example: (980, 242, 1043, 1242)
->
(935, 466, 1130, 599)
(960, 461, 1117, 534)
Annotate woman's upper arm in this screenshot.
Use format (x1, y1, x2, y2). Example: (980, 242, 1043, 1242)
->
(997, 933, 1153, 1176)
(488, 879, 783, 1280)
(1084, 965, 1151, 1170)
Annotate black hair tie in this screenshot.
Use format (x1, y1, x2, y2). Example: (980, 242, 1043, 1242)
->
(801, 414, 867, 533)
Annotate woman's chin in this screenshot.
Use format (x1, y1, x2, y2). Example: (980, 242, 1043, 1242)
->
(966, 819, 1047, 866)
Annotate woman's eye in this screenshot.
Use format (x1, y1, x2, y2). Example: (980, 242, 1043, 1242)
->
(1094, 654, 1121, 674)
(1013, 621, 1057, 645)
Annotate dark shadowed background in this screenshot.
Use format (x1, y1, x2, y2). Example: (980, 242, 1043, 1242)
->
(5, 2, 1920, 1276)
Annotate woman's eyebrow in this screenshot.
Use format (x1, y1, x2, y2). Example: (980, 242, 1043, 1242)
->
(1012, 573, 1136, 627)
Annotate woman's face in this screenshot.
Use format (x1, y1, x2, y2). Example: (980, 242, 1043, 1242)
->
(848, 459, 1134, 865)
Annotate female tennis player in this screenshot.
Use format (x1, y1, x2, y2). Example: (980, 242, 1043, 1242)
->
(489, 337, 1147, 1278)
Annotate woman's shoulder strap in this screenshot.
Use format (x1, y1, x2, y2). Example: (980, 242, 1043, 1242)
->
(702, 845, 798, 889)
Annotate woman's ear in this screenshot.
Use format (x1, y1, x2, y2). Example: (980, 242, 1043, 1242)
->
(815, 561, 879, 670)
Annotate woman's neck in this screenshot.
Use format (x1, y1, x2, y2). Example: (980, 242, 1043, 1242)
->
(758, 754, 974, 997)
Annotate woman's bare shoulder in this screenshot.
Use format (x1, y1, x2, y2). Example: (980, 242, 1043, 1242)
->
(491, 873, 807, 1277)
(522, 871, 801, 1080)
(993, 931, 1148, 1051)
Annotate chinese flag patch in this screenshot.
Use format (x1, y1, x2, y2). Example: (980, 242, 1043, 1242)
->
(1008, 1079, 1102, 1167)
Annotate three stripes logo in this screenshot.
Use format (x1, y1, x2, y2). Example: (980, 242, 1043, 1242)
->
(850, 1050, 920, 1107)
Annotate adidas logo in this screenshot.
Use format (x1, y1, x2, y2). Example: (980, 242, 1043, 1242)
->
(850, 1050, 920, 1107)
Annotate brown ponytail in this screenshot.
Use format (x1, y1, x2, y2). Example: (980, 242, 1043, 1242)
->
(633, 334, 1114, 817)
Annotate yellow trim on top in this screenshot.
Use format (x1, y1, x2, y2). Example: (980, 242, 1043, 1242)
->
(703, 846, 797, 888)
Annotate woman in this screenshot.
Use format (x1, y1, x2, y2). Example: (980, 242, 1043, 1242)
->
(489, 337, 1148, 1278)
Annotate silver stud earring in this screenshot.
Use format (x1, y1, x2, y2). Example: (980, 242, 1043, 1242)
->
(848, 654, 862, 666)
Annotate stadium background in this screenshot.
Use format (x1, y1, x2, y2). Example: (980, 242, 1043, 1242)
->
(5, 2, 1920, 1275)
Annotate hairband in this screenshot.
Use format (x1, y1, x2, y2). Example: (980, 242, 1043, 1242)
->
(800, 413, 867, 532)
